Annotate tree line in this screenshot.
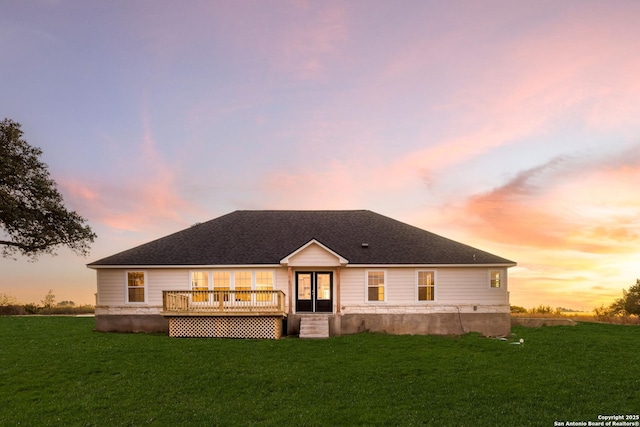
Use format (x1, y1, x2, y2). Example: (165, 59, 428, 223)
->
(511, 279, 640, 317)
(0, 290, 94, 316)
(594, 279, 640, 317)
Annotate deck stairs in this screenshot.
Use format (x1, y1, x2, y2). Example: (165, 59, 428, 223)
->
(299, 315, 330, 339)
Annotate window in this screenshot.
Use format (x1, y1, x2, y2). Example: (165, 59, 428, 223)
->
(255, 271, 274, 302)
(235, 271, 252, 301)
(127, 271, 145, 303)
(204, 270, 275, 302)
(417, 270, 435, 301)
(317, 273, 331, 300)
(367, 271, 385, 302)
(191, 271, 209, 302)
(213, 271, 230, 302)
(490, 270, 502, 288)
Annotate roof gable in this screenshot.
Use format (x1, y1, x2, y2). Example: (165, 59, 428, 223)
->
(281, 239, 348, 267)
(88, 210, 516, 267)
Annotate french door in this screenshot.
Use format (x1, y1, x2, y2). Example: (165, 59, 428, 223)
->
(295, 272, 333, 313)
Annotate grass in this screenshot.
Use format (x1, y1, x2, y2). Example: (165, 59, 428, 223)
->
(1, 317, 638, 426)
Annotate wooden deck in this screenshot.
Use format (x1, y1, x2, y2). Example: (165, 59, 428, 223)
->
(162, 290, 287, 338)
(162, 290, 287, 317)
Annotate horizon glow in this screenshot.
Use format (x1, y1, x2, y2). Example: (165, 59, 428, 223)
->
(1, 0, 639, 310)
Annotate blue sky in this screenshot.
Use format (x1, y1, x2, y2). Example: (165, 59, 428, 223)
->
(2, 0, 640, 309)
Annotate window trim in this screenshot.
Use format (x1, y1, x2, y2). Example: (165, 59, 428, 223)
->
(416, 269, 437, 303)
(255, 270, 275, 291)
(365, 269, 387, 303)
(190, 270, 211, 303)
(125, 271, 147, 304)
(489, 269, 504, 289)
(190, 270, 211, 290)
(202, 269, 276, 291)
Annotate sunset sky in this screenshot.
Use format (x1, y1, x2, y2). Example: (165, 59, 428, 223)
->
(2, 0, 639, 310)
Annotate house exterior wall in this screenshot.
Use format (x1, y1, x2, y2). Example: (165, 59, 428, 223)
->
(94, 264, 510, 336)
(339, 267, 508, 307)
(95, 267, 290, 332)
(286, 266, 510, 337)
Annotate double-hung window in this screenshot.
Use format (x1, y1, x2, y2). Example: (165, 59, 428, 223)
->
(127, 271, 146, 303)
(191, 271, 209, 302)
(234, 271, 252, 301)
(213, 271, 231, 302)
(255, 271, 274, 302)
(490, 270, 502, 288)
(417, 270, 436, 301)
(367, 271, 385, 302)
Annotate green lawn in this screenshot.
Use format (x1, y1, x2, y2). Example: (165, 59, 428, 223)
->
(0, 317, 638, 426)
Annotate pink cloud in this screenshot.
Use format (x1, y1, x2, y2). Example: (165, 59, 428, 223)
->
(446, 147, 640, 256)
(60, 114, 206, 234)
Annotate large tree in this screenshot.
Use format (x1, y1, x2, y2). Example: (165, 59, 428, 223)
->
(609, 279, 640, 316)
(0, 118, 96, 259)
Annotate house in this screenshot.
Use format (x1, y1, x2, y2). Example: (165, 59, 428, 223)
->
(87, 210, 516, 338)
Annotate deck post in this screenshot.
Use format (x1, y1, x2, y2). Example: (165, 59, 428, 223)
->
(336, 266, 341, 314)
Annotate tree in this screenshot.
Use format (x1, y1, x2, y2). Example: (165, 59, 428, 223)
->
(0, 119, 96, 259)
(42, 289, 56, 313)
(56, 300, 75, 307)
(609, 279, 640, 316)
(0, 292, 19, 306)
(510, 305, 527, 314)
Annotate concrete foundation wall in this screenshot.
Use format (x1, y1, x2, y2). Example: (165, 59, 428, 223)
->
(288, 312, 510, 337)
(96, 312, 509, 337)
(95, 314, 168, 333)
(339, 313, 510, 337)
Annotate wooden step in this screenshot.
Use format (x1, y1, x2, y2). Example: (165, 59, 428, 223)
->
(299, 315, 330, 339)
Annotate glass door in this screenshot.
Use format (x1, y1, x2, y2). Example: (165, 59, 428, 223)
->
(315, 272, 332, 312)
(295, 272, 333, 313)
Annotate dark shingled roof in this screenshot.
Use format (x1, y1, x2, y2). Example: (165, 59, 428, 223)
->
(88, 210, 515, 267)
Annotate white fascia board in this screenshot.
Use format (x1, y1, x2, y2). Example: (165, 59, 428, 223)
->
(345, 263, 517, 268)
(279, 239, 349, 266)
(87, 264, 283, 270)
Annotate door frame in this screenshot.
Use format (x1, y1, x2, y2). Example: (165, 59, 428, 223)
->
(295, 271, 334, 313)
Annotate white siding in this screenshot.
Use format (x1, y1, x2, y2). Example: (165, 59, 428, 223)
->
(147, 269, 189, 305)
(339, 268, 366, 304)
(274, 268, 289, 293)
(96, 265, 508, 314)
(387, 269, 415, 303)
(339, 266, 508, 306)
(437, 268, 507, 304)
(96, 268, 188, 307)
(96, 267, 291, 309)
(287, 243, 341, 267)
(96, 269, 125, 306)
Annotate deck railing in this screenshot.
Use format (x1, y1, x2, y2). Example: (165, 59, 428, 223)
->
(162, 290, 286, 315)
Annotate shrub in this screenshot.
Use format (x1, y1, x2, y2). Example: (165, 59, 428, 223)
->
(49, 305, 95, 315)
(24, 304, 39, 314)
(0, 305, 26, 316)
(510, 305, 527, 313)
(530, 305, 553, 314)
